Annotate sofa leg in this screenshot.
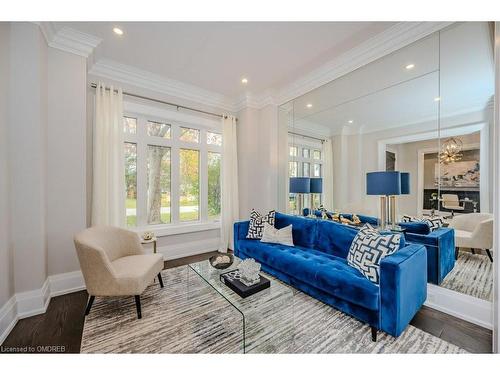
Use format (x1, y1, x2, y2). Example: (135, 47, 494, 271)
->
(158, 272, 164, 288)
(471, 248, 476, 255)
(455, 247, 459, 260)
(371, 326, 377, 342)
(486, 249, 493, 263)
(134, 295, 142, 319)
(85, 295, 95, 316)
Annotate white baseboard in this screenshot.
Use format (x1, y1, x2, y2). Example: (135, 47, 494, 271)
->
(0, 238, 219, 344)
(0, 296, 18, 344)
(425, 283, 493, 329)
(0, 270, 86, 345)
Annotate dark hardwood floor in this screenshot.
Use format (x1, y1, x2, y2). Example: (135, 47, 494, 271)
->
(1, 250, 492, 353)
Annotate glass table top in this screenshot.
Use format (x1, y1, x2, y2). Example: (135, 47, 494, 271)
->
(188, 256, 296, 353)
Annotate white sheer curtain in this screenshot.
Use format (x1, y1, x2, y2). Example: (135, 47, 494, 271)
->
(323, 138, 334, 210)
(220, 115, 239, 252)
(91, 83, 125, 227)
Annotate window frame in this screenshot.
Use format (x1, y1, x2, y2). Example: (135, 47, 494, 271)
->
(123, 102, 222, 230)
(287, 134, 324, 213)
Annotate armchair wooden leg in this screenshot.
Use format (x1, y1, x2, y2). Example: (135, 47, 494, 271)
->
(371, 326, 377, 342)
(471, 248, 476, 255)
(134, 295, 142, 319)
(486, 249, 493, 263)
(455, 247, 459, 260)
(158, 272, 164, 288)
(85, 295, 95, 316)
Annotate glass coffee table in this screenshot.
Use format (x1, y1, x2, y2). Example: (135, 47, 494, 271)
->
(189, 256, 294, 353)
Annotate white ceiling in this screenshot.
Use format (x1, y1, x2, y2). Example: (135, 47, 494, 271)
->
(292, 22, 494, 135)
(53, 21, 395, 97)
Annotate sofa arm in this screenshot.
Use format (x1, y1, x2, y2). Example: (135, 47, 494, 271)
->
(233, 221, 250, 256)
(405, 228, 455, 285)
(379, 244, 427, 337)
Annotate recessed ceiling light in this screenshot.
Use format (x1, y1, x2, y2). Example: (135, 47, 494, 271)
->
(113, 27, 124, 36)
(348, 120, 354, 124)
(241, 78, 248, 84)
(405, 64, 415, 70)
(306, 103, 313, 108)
(434, 97, 441, 102)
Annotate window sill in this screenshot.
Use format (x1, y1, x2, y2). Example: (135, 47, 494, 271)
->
(132, 221, 221, 237)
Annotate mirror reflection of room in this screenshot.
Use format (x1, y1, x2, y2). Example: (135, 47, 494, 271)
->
(281, 22, 494, 308)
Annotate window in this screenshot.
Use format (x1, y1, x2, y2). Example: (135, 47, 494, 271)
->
(180, 127, 200, 143)
(313, 163, 321, 177)
(125, 142, 137, 226)
(123, 117, 137, 134)
(302, 162, 310, 177)
(147, 121, 171, 139)
(208, 152, 221, 220)
(288, 134, 324, 213)
(123, 112, 222, 227)
(179, 149, 199, 221)
(207, 132, 222, 146)
(147, 145, 171, 224)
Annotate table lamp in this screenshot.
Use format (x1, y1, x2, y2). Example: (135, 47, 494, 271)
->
(310, 178, 323, 212)
(366, 171, 401, 228)
(290, 177, 310, 215)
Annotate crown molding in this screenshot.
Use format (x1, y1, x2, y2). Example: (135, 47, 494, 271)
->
(37, 23, 102, 58)
(89, 58, 236, 112)
(274, 22, 453, 105)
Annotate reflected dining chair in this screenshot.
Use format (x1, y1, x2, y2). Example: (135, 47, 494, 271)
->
(442, 194, 465, 217)
(74, 226, 164, 319)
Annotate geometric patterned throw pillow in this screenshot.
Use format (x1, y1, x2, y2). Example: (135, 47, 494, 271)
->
(246, 209, 276, 239)
(347, 224, 401, 284)
(423, 216, 445, 231)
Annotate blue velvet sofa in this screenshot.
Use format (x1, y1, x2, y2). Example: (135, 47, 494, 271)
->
(310, 210, 455, 285)
(234, 212, 427, 339)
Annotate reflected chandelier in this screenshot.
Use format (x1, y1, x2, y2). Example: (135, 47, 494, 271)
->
(440, 137, 463, 164)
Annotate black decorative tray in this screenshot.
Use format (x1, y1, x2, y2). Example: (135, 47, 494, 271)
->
(219, 270, 270, 298)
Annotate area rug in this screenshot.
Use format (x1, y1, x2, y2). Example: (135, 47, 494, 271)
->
(81, 266, 466, 354)
(441, 252, 493, 301)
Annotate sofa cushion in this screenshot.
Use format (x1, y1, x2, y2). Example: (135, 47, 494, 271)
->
(313, 219, 358, 258)
(237, 240, 380, 311)
(110, 253, 164, 296)
(246, 209, 276, 239)
(347, 224, 401, 284)
(275, 212, 317, 248)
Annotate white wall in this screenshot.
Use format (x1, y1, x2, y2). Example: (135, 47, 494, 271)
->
(46, 48, 88, 275)
(0, 22, 14, 309)
(8, 23, 48, 293)
(237, 104, 279, 218)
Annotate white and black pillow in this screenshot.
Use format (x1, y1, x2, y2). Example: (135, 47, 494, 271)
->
(260, 222, 294, 246)
(401, 215, 419, 223)
(424, 217, 445, 231)
(347, 224, 401, 284)
(246, 209, 276, 239)
(401, 214, 444, 232)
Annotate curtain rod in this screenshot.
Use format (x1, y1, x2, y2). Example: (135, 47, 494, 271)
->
(90, 83, 236, 122)
(288, 131, 325, 143)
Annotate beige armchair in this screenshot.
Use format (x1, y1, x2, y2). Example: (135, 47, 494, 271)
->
(449, 213, 494, 262)
(74, 226, 164, 319)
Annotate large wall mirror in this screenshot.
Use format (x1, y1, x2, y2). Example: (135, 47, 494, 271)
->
(278, 22, 495, 325)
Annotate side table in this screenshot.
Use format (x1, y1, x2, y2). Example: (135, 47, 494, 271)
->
(141, 237, 157, 253)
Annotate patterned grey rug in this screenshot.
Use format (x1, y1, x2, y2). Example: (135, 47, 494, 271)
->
(441, 252, 493, 301)
(81, 266, 466, 354)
